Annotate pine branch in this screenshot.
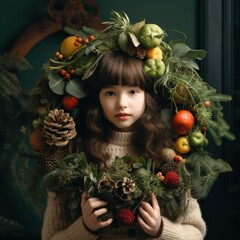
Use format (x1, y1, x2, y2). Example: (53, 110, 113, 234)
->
(186, 149, 232, 199)
(0, 53, 32, 71)
(0, 216, 23, 233)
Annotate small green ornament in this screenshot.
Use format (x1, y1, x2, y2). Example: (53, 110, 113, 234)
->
(139, 24, 164, 49)
(143, 59, 165, 79)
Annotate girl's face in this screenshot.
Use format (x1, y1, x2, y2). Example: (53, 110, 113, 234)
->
(99, 85, 146, 129)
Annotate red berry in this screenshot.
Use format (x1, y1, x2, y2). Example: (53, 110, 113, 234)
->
(163, 171, 180, 188)
(83, 38, 89, 44)
(60, 69, 67, 76)
(76, 37, 82, 43)
(69, 69, 75, 74)
(89, 35, 94, 41)
(65, 73, 71, 79)
(116, 208, 135, 225)
(62, 95, 79, 111)
(74, 41, 80, 47)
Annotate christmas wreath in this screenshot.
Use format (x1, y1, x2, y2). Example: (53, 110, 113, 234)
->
(25, 11, 235, 225)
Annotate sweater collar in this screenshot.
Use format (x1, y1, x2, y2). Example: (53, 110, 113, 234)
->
(110, 131, 133, 147)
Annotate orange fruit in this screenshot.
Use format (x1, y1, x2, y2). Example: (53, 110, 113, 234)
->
(146, 47, 163, 60)
(60, 36, 82, 57)
(29, 128, 46, 153)
(172, 110, 194, 135)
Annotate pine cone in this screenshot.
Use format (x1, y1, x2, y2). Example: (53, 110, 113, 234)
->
(127, 43, 146, 59)
(115, 177, 135, 201)
(40, 148, 66, 173)
(98, 176, 115, 192)
(42, 109, 77, 147)
(160, 161, 178, 176)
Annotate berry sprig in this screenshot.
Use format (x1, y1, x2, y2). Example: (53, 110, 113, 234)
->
(59, 68, 75, 80)
(74, 34, 95, 46)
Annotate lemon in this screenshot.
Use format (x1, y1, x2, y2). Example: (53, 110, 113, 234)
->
(60, 36, 82, 57)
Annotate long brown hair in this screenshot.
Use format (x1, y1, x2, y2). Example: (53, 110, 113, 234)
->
(77, 51, 173, 165)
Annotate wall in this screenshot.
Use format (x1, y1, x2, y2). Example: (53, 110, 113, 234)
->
(0, 0, 199, 237)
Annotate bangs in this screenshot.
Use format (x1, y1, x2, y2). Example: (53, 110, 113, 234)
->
(97, 51, 148, 89)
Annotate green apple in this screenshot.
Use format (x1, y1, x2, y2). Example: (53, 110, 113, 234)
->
(189, 131, 205, 147)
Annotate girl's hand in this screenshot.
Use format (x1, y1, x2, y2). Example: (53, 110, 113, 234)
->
(137, 193, 163, 237)
(81, 192, 113, 232)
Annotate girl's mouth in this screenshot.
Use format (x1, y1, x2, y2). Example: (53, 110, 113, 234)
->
(115, 113, 130, 120)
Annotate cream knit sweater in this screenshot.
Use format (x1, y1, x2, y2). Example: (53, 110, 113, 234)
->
(42, 131, 206, 240)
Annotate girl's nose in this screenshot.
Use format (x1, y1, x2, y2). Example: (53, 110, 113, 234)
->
(117, 93, 127, 109)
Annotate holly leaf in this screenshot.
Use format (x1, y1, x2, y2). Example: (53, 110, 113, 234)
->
(65, 78, 88, 98)
(48, 72, 65, 95)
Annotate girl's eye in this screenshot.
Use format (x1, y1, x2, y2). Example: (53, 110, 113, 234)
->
(129, 88, 141, 95)
(129, 90, 137, 95)
(105, 91, 115, 96)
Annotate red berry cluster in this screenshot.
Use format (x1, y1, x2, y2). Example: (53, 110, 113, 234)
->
(116, 208, 135, 225)
(59, 68, 75, 79)
(74, 34, 94, 46)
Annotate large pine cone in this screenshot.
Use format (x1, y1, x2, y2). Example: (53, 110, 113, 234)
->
(42, 109, 77, 147)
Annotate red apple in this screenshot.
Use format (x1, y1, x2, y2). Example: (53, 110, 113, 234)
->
(63, 95, 79, 111)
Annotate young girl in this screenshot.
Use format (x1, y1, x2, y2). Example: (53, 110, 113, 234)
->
(41, 51, 206, 239)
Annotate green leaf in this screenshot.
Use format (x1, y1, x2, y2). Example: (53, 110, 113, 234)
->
(84, 176, 91, 190)
(65, 78, 88, 98)
(48, 72, 65, 95)
(128, 32, 140, 47)
(147, 159, 152, 171)
(185, 49, 207, 60)
(136, 156, 147, 169)
(89, 172, 97, 183)
(172, 42, 207, 60)
(118, 32, 128, 51)
(77, 152, 88, 169)
(131, 20, 145, 35)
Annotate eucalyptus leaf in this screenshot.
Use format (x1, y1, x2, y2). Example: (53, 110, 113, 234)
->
(65, 78, 88, 98)
(48, 72, 65, 95)
(172, 42, 207, 60)
(185, 49, 207, 60)
(118, 32, 128, 51)
(172, 42, 191, 58)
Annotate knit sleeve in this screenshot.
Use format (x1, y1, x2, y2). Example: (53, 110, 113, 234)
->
(156, 197, 206, 240)
(41, 191, 98, 240)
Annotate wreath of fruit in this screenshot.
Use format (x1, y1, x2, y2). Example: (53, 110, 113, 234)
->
(26, 11, 235, 225)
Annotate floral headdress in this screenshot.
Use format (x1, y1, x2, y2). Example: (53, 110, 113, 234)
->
(28, 11, 235, 224)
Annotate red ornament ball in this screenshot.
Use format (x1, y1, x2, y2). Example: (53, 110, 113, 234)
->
(163, 171, 180, 188)
(62, 95, 79, 111)
(116, 208, 135, 225)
